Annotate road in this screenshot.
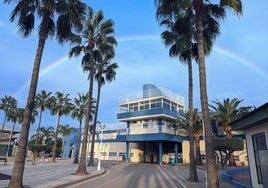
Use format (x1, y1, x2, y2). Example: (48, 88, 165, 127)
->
(68, 162, 189, 188)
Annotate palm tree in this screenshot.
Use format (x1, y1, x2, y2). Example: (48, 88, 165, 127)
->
(4, 0, 86, 186)
(210, 98, 252, 165)
(31, 126, 55, 159)
(6, 107, 24, 157)
(155, 0, 242, 186)
(69, 7, 117, 174)
(88, 56, 118, 167)
(35, 90, 52, 145)
(0, 96, 17, 141)
(71, 93, 88, 164)
(59, 124, 74, 159)
(156, 2, 224, 182)
(49, 92, 74, 162)
(177, 109, 203, 165)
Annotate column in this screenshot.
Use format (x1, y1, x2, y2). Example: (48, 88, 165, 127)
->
(175, 143, 178, 164)
(158, 141, 163, 165)
(125, 141, 129, 163)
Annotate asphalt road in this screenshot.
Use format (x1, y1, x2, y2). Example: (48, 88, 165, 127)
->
(69, 162, 193, 188)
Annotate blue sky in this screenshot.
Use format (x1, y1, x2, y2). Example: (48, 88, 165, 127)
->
(0, 0, 268, 134)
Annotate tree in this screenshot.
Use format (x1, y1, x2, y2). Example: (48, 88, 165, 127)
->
(69, 7, 117, 174)
(210, 98, 252, 165)
(71, 93, 88, 164)
(155, 0, 243, 187)
(0, 96, 17, 140)
(35, 90, 52, 146)
(213, 138, 244, 169)
(4, 0, 86, 186)
(156, 1, 223, 182)
(6, 107, 24, 157)
(49, 92, 74, 162)
(177, 109, 203, 165)
(31, 126, 55, 157)
(59, 124, 74, 159)
(89, 56, 118, 167)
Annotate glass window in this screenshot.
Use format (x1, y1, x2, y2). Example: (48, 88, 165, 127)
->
(252, 132, 267, 184)
(100, 152, 107, 156)
(163, 98, 170, 110)
(129, 103, 138, 112)
(151, 99, 162, 108)
(140, 101, 149, 110)
(109, 152, 117, 157)
(119, 152, 126, 157)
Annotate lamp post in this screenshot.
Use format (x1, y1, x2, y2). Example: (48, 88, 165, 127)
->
(97, 122, 105, 171)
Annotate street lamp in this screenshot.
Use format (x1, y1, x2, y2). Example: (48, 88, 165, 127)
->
(97, 121, 105, 171)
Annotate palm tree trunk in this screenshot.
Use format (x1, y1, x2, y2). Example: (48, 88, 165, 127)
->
(35, 108, 43, 145)
(76, 74, 94, 175)
(8, 29, 47, 188)
(187, 56, 198, 182)
(225, 127, 235, 166)
(52, 113, 61, 162)
(0, 115, 7, 142)
(194, 134, 202, 165)
(194, 0, 219, 187)
(6, 122, 16, 157)
(88, 81, 101, 166)
(61, 137, 65, 159)
(73, 120, 82, 164)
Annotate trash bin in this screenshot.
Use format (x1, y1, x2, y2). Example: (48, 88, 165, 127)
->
(170, 158, 175, 166)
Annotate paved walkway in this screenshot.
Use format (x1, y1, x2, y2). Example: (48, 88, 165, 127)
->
(0, 159, 250, 188)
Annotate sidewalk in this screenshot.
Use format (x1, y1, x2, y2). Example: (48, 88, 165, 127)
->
(0, 159, 106, 188)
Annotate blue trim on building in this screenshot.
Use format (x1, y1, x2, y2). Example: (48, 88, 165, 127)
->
(116, 133, 184, 142)
(117, 108, 178, 120)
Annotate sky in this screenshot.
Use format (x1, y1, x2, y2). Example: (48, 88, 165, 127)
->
(0, 0, 268, 135)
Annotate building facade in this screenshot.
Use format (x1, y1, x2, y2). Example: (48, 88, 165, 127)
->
(231, 102, 268, 188)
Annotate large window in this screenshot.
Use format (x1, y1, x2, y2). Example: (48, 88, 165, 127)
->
(163, 98, 170, 110)
(151, 99, 162, 109)
(252, 132, 267, 184)
(129, 103, 138, 112)
(140, 101, 149, 110)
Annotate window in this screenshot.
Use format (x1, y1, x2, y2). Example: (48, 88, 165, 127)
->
(100, 152, 107, 156)
(234, 156, 240, 161)
(119, 152, 126, 157)
(252, 132, 267, 184)
(109, 152, 117, 157)
(140, 101, 149, 110)
(163, 98, 170, 110)
(129, 103, 138, 112)
(151, 99, 162, 108)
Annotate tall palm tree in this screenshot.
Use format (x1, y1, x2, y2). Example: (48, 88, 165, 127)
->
(69, 7, 117, 174)
(4, 0, 86, 187)
(156, 1, 223, 182)
(49, 92, 74, 162)
(88, 56, 118, 167)
(71, 93, 88, 164)
(35, 90, 52, 146)
(155, 0, 242, 187)
(0, 96, 17, 140)
(59, 124, 74, 159)
(6, 107, 24, 157)
(209, 98, 252, 165)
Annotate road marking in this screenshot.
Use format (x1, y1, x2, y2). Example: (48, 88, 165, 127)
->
(158, 165, 188, 188)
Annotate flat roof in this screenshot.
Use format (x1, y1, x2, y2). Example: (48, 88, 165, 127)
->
(230, 102, 268, 130)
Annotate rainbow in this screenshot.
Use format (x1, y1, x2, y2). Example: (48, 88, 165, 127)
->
(13, 35, 268, 96)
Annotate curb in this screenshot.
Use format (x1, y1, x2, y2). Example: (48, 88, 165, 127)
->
(222, 168, 252, 188)
(52, 169, 107, 188)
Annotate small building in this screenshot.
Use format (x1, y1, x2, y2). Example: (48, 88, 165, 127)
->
(0, 126, 20, 156)
(230, 102, 268, 188)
